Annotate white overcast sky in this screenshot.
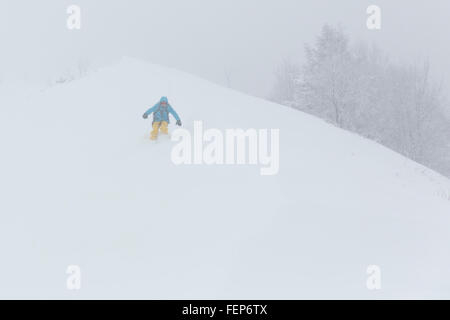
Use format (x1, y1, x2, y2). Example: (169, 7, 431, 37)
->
(1, 0, 449, 97)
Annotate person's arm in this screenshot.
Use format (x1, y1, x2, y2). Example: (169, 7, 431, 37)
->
(168, 105, 181, 125)
(142, 104, 158, 119)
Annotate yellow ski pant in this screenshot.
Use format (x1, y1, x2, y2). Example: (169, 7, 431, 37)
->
(151, 121, 169, 140)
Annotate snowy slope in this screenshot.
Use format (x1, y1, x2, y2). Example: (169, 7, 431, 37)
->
(1, 57, 450, 299)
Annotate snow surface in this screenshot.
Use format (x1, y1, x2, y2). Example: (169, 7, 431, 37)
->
(1, 57, 450, 299)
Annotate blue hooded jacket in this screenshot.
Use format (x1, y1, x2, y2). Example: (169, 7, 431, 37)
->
(143, 97, 180, 123)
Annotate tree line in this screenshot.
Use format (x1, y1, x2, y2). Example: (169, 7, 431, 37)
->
(271, 25, 450, 178)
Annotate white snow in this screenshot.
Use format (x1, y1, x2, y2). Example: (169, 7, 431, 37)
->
(1, 57, 450, 299)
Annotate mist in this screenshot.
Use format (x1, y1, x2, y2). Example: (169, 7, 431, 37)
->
(1, 0, 449, 98)
(2, 1, 450, 300)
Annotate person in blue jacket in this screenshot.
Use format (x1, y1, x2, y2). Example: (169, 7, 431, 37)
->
(142, 96, 182, 140)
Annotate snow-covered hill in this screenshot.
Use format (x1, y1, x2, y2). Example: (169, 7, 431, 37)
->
(1, 57, 450, 299)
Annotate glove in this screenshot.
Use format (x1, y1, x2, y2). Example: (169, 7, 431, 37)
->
(176, 120, 182, 126)
(143, 113, 148, 119)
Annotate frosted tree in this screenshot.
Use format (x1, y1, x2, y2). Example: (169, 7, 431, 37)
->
(224, 66, 233, 89)
(296, 25, 353, 127)
(270, 58, 299, 106)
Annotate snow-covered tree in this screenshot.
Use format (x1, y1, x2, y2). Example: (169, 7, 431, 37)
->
(270, 58, 299, 107)
(296, 25, 353, 127)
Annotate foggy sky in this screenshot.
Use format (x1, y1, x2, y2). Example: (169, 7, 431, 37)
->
(1, 0, 449, 98)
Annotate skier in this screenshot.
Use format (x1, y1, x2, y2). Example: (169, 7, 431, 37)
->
(142, 96, 182, 140)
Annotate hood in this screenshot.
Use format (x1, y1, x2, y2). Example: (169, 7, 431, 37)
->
(160, 96, 168, 104)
